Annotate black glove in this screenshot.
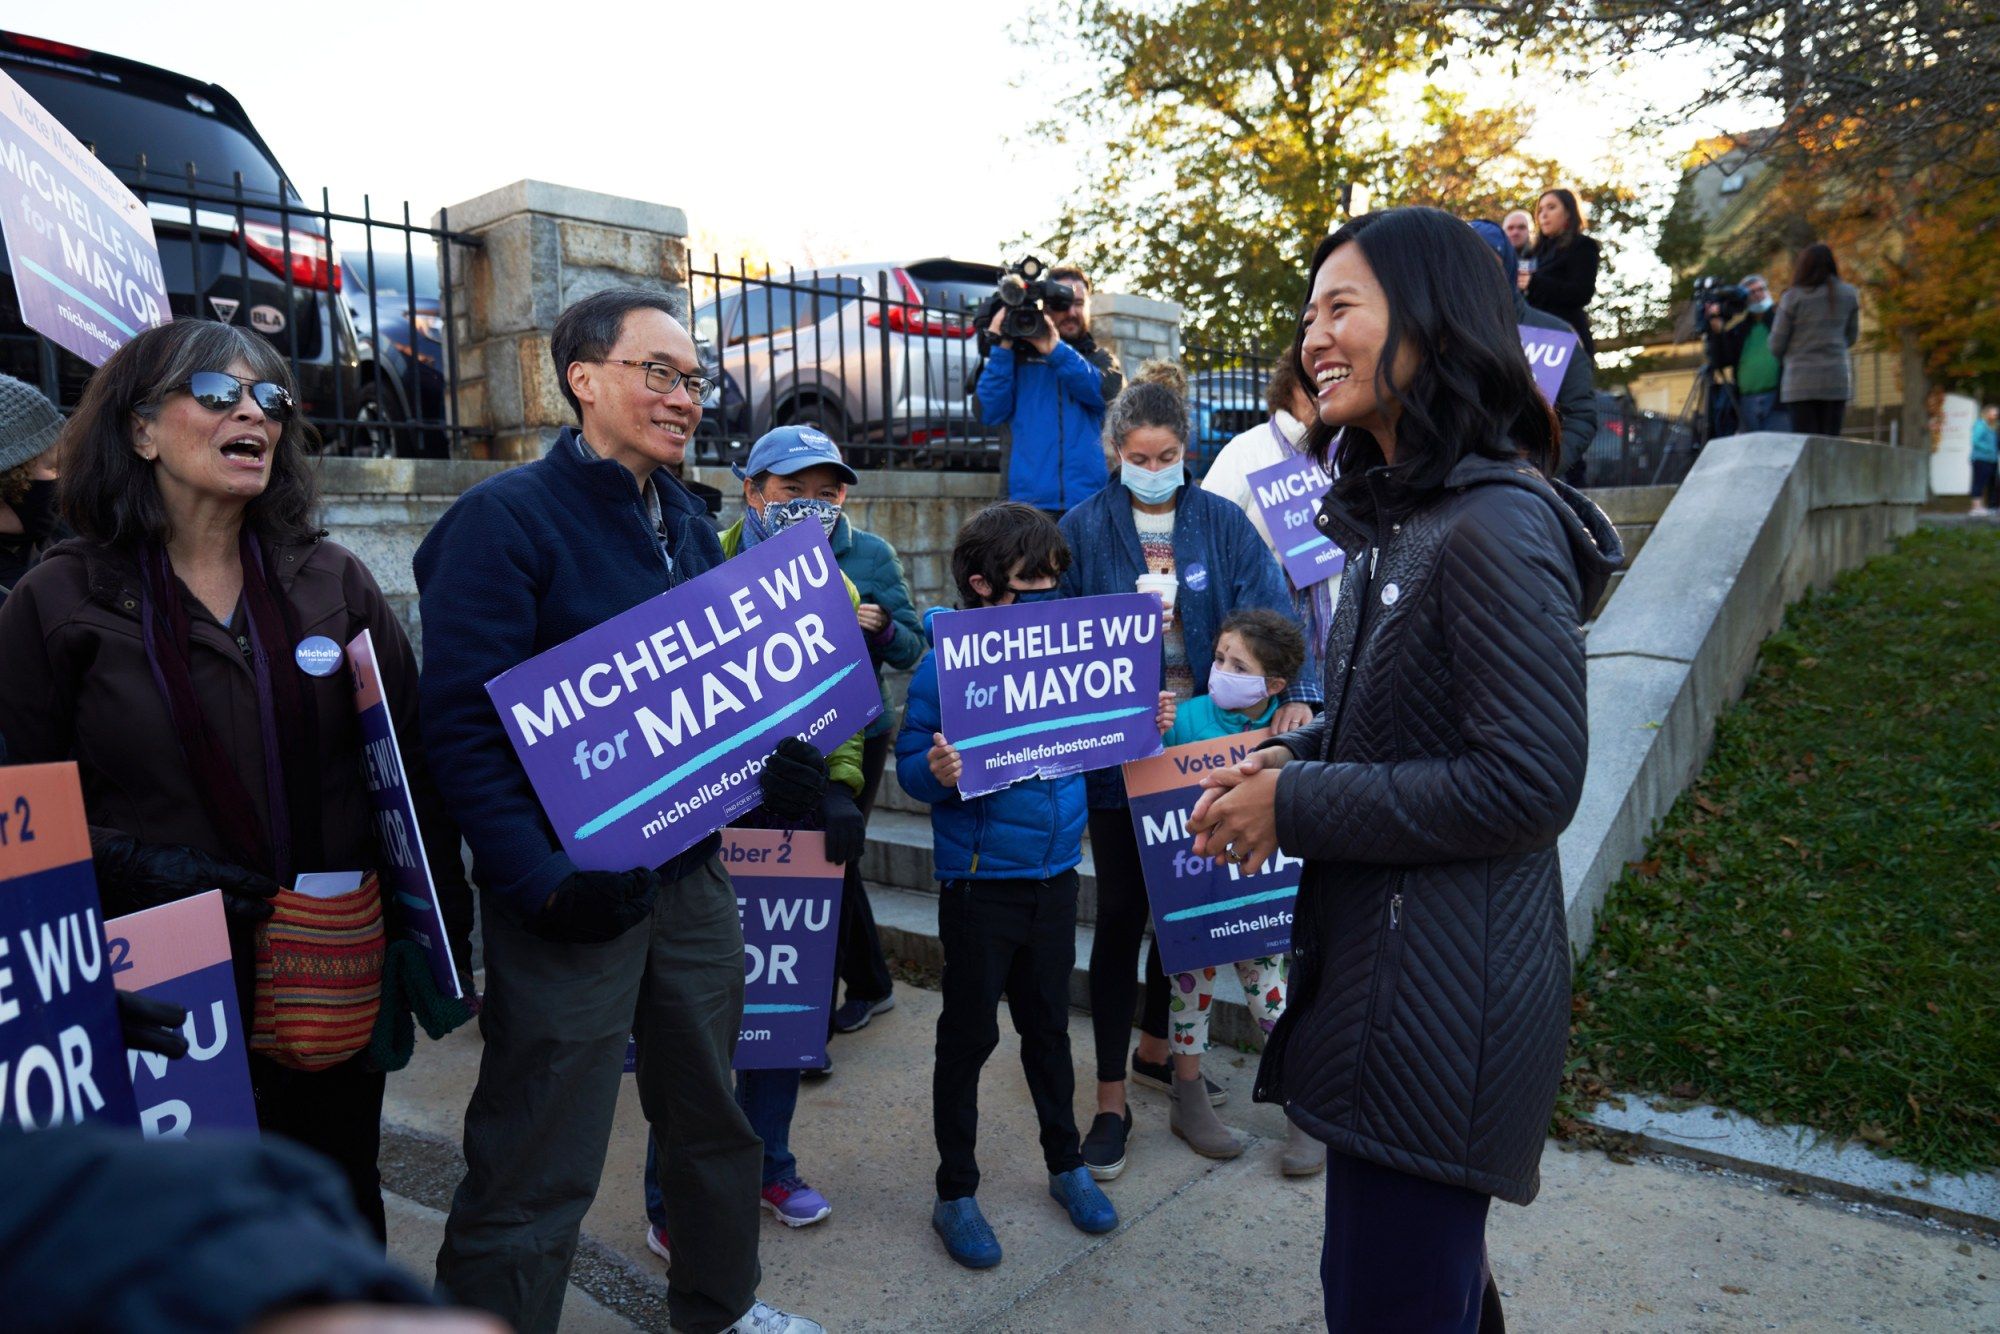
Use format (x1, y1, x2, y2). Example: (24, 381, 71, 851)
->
(819, 788, 866, 866)
(88, 829, 279, 925)
(760, 737, 828, 824)
(529, 867, 660, 944)
(116, 990, 189, 1060)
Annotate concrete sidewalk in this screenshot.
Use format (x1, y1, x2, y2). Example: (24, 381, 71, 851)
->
(383, 985, 1997, 1332)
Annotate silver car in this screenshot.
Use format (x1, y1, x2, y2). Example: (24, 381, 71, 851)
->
(691, 258, 1001, 461)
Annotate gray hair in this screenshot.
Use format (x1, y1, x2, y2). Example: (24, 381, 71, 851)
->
(1741, 273, 1768, 289)
(550, 287, 687, 420)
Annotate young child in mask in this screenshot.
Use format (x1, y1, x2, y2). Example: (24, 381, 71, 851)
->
(1157, 608, 1323, 1175)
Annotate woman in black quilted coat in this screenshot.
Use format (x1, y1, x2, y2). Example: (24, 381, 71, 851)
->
(1190, 207, 1621, 1332)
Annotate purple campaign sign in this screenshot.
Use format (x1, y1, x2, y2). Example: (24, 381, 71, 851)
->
(1124, 732, 1301, 973)
(1245, 453, 1344, 591)
(349, 629, 461, 998)
(0, 763, 139, 1131)
(486, 521, 879, 872)
(934, 593, 1164, 799)
(623, 829, 842, 1074)
(1520, 324, 1580, 405)
(104, 892, 258, 1139)
(0, 72, 169, 366)
(726, 829, 842, 1070)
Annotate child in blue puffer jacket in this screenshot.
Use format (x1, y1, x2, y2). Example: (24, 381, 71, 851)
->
(897, 502, 1173, 1270)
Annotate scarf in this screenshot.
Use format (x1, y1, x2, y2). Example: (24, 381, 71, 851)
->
(138, 530, 324, 885)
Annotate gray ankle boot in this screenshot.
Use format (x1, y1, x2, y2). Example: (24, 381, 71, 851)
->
(1170, 1073, 1245, 1160)
(1281, 1118, 1327, 1176)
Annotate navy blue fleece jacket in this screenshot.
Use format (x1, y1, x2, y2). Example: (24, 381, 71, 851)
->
(414, 429, 726, 917)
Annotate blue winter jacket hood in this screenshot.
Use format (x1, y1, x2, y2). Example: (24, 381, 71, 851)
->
(895, 607, 1089, 880)
(976, 341, 1110, 512)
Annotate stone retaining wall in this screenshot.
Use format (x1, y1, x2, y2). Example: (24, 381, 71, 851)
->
(1559, 433, 1928, 953)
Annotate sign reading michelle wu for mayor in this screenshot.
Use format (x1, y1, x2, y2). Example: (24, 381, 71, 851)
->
(934, 593, 1164, 799)
(0, 71, 169, 366)
(486, 523, 879, 871)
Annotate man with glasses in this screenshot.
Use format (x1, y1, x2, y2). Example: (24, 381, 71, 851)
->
(416, 287, 826, 1334)
(1704, 273, 1788, 437)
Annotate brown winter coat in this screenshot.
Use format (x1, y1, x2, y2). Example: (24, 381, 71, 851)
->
(0, 535, 470, 944)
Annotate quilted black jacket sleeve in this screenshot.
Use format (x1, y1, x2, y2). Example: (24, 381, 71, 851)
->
(1274, 486, 1588, 864)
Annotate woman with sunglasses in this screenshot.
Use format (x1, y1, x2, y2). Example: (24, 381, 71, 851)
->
(0, 320, 472, 1240)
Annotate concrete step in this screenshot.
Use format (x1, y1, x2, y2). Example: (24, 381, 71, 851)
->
(861, 809, 1111, 925)
(864, 880, 1272, 1053)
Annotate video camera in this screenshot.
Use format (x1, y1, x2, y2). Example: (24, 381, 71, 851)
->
(1693, 275, 1749, 325)
(975, 256, 1077, 352)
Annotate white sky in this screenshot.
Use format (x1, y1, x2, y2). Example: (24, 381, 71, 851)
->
(8, 2, 1741, 288)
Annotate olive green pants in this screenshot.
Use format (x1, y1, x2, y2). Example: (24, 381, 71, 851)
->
(435, 857, 761, 1333)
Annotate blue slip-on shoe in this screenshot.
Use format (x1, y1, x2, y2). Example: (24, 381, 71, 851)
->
(1048, 1165, 1119, 1235)
(932, 1195, 1002, 1269)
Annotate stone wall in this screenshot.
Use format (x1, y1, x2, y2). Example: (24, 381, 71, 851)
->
(315, 457, 517, 658)
(1559, 433, 1928, 954)
(437, 180, 688, 462)
(1086, 292, 1183, 375)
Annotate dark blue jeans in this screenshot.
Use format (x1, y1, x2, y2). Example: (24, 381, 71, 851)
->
(645, 1069, 801, 1228)
(1737, 389, 1788, 433)
(1320, 1149, 1496, 1332)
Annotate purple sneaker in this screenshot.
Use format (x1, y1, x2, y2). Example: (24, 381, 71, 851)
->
(761, 1176, 832, 1227)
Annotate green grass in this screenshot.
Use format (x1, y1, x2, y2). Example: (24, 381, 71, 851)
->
(1568, 524, 2000, 1174)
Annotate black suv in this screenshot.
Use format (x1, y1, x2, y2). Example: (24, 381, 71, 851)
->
(0, 31, 409, 454)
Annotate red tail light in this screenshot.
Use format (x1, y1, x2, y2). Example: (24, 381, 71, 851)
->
(237, 220, 341, 292)
(868, 267, 975, 338)
(5, 35, 93, 60)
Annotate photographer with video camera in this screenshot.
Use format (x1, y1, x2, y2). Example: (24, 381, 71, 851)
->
(976, 260, 1124, 518)
(1701, 273, 1786, 438)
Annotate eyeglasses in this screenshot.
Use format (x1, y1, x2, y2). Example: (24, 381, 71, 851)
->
(596, 359, 714, 400)
(169, 371, 295, 422)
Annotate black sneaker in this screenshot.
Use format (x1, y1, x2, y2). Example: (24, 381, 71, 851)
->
(1130, 1052, 1226, 1106)
(803, 1051, 833, 1080)
(1081, 1109, 1132, 1181)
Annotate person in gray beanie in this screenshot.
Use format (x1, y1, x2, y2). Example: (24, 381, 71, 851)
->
(0, 373, 65, 601)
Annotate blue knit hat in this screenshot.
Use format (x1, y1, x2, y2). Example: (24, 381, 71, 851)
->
(1466, 219, 1518, 287)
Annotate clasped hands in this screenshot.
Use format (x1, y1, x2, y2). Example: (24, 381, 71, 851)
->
(1187, 744, 1291, 872)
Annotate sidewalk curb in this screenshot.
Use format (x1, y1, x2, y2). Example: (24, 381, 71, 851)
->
(1582, 1098, 2000, 1237)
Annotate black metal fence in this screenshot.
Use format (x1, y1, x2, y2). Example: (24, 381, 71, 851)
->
(0, 161, 481, 458)
(1576, 394, 1701, 488)
(1183, 343, 1277, 478)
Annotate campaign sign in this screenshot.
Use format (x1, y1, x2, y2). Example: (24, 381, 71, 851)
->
(0, 763, 139, 1130)
(1246, 453, 1344, 591)
(349, 629, 461, 998)
(486, 522, 880, 872)
(727, 829, 842, 1070)
(1124, 731, 1302, 973)
(934, 593, 1164, 799)
(103, 892, 256, 1139)
(0, 72, 169, 366)
(1520, 324, 1581, 405)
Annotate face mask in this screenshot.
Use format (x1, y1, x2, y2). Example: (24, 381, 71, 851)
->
(758, 496, 841, 540)
(1009, 586, 1061, 605)
(1121, 460, 1184, 505)
(11, 478, 59, 543)
(1750, 297, 1774, 314)
(1208, 667, 1271, 713)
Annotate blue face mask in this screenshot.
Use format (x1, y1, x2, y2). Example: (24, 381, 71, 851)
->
(1208, 667, 1271, 714)
(1009, 587, 1062, 605)
(750, 496, 841, 541)
(1121, 460, 1185, 505)
(1750, 296, 1774, 314)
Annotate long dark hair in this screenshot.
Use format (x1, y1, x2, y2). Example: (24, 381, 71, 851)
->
(1532, 188, 1583, 255)
(1792, 242, 1841, 308)
(59, 320, 320, 547)
(1292, 207, 1559, 497)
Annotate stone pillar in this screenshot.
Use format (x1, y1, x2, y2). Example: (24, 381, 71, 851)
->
(1086, 291, 1184, 374)
(435, 180, 688, 461)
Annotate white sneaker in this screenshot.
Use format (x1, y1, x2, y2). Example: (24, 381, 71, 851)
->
(725, 1300, 824, 1334)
